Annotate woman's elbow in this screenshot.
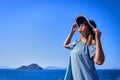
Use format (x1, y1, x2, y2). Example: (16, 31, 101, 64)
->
(63, 44, 67, 48)
(96, 61, 104, 65)
(95, 58, 105, 65)
(63, 44, 70, 49)
(94, 56, 105, 65)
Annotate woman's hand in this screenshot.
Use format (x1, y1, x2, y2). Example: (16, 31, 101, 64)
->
(70, 23, 77, 34)
(93, 28, 101, 40)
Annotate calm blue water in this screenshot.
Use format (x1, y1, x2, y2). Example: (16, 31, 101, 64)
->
(0, 69, 120, 80)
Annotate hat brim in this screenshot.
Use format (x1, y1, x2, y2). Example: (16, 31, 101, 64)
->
(75, 15, 94, 29)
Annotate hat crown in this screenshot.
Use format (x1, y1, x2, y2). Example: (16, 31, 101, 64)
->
(75, 15, 94, 29)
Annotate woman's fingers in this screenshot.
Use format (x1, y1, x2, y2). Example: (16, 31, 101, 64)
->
(93, 28, 101, 33)
(71, 23, 77, 32)
(93, 28, 101, 39)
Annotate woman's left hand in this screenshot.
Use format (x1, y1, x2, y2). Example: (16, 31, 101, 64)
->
(93, 28, 101, 40)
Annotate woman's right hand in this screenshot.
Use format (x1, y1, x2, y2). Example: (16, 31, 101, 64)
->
(71, 23, 77, 34)
(64, 23, 77, 49)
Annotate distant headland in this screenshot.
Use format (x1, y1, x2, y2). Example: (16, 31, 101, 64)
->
(17, 63, 43, 70)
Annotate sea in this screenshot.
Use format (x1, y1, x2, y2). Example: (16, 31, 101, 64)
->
(0, 69, 120, 80)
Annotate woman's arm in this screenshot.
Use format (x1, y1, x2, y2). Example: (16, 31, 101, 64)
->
(63, 24, 77, 49)
(93, 28, 105, 65)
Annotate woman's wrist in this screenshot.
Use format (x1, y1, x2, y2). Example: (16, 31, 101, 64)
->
(70, 30, 75, 35)
(95, 38, 100, 42)
(95, 34, 101, 41)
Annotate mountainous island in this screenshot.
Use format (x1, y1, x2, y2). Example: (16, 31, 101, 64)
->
(17, 63, 43, 70)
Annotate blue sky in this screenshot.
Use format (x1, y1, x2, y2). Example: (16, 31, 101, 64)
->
(0, 0, 120, 69)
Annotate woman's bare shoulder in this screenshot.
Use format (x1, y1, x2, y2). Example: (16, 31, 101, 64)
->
(92, 39, 96, 44)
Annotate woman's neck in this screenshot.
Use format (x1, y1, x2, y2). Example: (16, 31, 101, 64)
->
(79, 34, 88, 42)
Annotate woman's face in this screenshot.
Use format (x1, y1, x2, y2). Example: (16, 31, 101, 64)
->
(78, 23, 89, 34)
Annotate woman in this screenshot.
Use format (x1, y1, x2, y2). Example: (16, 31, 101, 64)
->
(63, 15, 105, 80)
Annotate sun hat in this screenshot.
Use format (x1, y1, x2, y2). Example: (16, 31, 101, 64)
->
(75, 15, 95, 29)
(89, 20, 97, 28)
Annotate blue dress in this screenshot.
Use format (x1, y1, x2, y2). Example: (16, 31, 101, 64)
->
(64, 42, 99, 80)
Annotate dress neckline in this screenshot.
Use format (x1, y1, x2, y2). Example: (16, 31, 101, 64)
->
(77, 41, 86, 45)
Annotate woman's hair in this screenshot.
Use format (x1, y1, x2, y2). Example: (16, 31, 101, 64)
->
(87, 20, 97, 45)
